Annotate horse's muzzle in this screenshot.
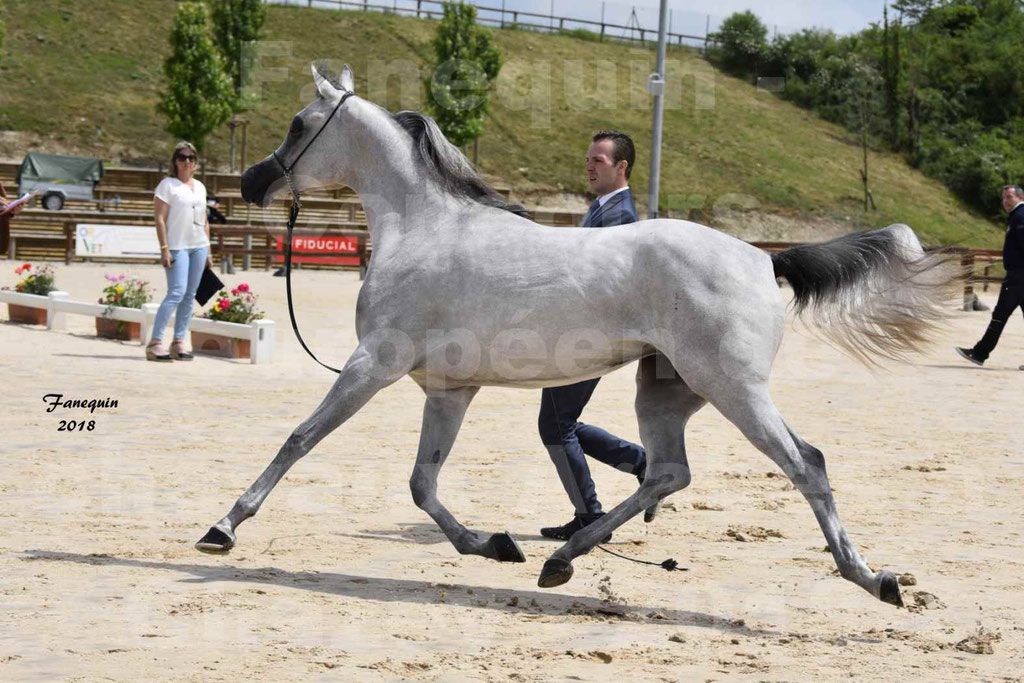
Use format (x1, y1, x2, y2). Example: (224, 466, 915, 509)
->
(240, 156, 282, 206)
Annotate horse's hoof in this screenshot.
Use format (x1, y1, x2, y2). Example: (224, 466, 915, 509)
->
(878, 570, 904, 607)
(489, 531, 526, 563)
(195, 526, 235, 554)
(644, 502, 661, 523)
(537, 558, 574, 588)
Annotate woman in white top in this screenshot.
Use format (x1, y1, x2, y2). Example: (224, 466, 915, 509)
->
(146, 141, 213, 361)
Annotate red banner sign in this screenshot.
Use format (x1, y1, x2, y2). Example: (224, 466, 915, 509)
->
(274, 235, 362, 266)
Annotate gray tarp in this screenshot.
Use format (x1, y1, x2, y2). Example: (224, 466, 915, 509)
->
(17, 152, 104, 185)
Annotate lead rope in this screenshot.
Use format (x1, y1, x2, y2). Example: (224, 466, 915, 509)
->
(280, 161, 342, 374)
(272, 88, 353, 375)
(595, 544, 684, 572)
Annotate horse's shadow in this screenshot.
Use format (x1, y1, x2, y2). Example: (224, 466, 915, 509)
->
(21, 549, 778, 638)
(332, 522, 447, 545)
(332, 523, 621, 546)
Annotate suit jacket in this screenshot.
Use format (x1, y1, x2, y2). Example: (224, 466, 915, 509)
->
(1004, 202, 1024, 272)
(582, 188, 638, 228)
(0, 181, 10, 255)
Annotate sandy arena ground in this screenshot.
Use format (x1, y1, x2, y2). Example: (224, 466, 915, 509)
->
(1, 260, 1022, 681)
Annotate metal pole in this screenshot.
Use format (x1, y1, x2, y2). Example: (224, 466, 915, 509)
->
(647, 0, 668, 219)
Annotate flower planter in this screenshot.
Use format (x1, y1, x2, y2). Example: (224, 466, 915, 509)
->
(191, 330, 251, 359)
(7, 303, 47, 325)
(95, 316, 142, 341)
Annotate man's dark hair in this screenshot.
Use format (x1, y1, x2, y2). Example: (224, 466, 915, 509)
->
(1002, 184, 1023, 197)
(592, 130, 635, 180)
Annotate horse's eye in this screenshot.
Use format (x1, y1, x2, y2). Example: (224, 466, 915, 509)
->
(289, 117, 304, 137)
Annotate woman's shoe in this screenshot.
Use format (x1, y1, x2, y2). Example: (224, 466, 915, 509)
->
(169, 339, 194, 361)
(146, 341, 173, 362)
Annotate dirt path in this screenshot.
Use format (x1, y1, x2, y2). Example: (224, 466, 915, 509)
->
(1, 263, 1022, 681)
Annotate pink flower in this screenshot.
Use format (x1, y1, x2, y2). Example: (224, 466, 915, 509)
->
(104, 274, 118, 282)
(230, 288, 239, 296)
(237, 283, 249, 293)
(14, 266, 23, 275)
(219, 298, 231, 310)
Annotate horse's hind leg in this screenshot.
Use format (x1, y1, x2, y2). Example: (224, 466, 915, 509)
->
(539, 353, 706, 587)
(195, 348, 397, 553)
(409, 386, 525, 563)
(714, 385, 904, 606)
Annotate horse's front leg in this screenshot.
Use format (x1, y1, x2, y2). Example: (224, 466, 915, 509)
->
(410, 385, 526, 563)
(195, 346, 400, 553)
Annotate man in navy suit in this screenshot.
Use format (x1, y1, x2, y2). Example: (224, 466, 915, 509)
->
(538, 130, 648, 541)
(957, 184, 1024, 367)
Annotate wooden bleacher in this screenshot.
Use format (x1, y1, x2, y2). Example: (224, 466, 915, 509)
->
(1, 159, 581, 269)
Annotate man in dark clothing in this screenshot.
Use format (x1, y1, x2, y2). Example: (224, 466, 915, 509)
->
(957, 184, 1024, 367)
(0, 181, 24, 255)
(538, 131, 647, 542)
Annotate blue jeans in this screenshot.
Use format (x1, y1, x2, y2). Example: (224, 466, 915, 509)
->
(151, 246, 208, 342)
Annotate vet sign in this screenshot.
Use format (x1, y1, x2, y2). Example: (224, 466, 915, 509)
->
(76, 224, 160, 259)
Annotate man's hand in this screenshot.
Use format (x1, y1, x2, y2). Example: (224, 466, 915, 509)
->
(0, 197, 21, 216)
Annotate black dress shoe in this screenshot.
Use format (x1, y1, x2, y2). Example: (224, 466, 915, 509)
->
(956, 347, 984, 366)
(540, 515, 611, 543)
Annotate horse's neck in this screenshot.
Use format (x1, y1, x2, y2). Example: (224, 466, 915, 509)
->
(357, 185, 462, 248)
(348, 121, 453, 246)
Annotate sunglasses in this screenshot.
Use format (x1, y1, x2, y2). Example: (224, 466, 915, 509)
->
(176, 154, 197, 162)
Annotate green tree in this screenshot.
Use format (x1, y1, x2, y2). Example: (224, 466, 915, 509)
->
(157, 2, 234, 153)
(209, 0, 266, 111)
(840, 58, 883, 211)
(710, 11, 768, 76)
(882, 6, 902, 149)
(425, 2, 502, 148)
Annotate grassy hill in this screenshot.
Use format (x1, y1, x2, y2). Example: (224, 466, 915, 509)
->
(0, 0, 1004, 247)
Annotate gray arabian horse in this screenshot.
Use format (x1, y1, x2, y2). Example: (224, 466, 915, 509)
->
(196, 64, 955, 607)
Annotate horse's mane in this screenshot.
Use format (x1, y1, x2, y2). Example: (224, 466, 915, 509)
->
(391, 111, 529, 217)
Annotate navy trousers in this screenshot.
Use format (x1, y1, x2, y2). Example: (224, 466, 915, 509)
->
(538, 378, 646, 520)
(972, 270, 1024, 360)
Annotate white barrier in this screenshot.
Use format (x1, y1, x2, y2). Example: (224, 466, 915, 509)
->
(0, 290, 275, 364)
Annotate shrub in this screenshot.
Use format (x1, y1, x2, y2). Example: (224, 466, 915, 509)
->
(9, 263, 56, 295)
(710, 11, 768, 76)
(99, 273, 153, 312)
(204, 282, 263, 323)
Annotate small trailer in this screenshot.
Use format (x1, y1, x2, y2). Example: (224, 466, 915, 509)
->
(17, 152, 118, 211)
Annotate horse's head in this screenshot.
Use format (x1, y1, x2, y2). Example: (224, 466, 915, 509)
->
(241, 63, 356, 207)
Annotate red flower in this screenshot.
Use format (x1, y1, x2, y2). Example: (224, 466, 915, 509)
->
(22, 263, 31, 271)
(238, 283, 250, 293)
(230, 287, 239, 296)
(219, 298, 231, 310)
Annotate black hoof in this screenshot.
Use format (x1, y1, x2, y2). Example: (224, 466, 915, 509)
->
(537, 558, 574, 588)
(878, 570, 904, 607)
(195, 526, 234, 554)
(489, 531, 526, 563)
(644, 502, 660, 523)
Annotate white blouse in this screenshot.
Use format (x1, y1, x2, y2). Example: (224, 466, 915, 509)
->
(154, 177, 210, 250)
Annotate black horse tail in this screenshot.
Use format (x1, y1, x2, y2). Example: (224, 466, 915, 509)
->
(770, 224, 960, 364)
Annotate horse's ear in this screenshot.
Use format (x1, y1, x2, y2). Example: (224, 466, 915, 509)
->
(311, 63, 334, 99)
(340, 63, 355, 93)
